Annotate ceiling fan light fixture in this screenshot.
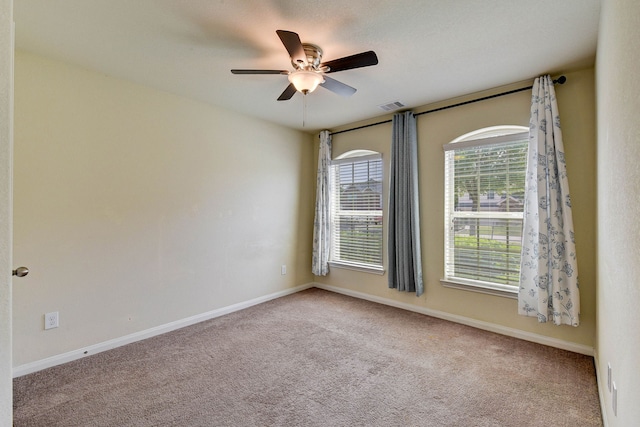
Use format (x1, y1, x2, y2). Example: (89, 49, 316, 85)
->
(288, 70, 324, 94)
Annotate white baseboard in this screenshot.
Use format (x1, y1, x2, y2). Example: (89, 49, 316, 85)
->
(12, 283, 315, 378)
(593, 352, 609, 426)
(313, 283, 595, 356)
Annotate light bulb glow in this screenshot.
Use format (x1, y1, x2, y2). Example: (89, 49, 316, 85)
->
(288, 70, 324, 94)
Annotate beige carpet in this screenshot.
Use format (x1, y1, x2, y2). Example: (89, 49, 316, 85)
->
(13, 288, 602, 426)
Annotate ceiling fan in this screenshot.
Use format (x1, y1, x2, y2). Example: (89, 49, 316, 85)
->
(231, 30, 378, 101)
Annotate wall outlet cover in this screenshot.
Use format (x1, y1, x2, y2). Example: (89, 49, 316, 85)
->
(45, 311, 59, 330)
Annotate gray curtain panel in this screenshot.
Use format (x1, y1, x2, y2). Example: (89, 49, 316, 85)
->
(388, 112, 424, 296)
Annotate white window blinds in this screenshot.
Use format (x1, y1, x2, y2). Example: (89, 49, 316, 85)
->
(330, 153, 383, 269)
(444, 132, 528, 287)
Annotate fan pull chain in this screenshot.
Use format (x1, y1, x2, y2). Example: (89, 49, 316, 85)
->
(302, 93, 307, 128)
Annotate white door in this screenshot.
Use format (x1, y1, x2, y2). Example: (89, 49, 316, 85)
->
(0, 0, 14, 423)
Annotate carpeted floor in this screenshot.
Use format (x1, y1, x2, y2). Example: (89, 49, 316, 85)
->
(13, 288, 602, 426)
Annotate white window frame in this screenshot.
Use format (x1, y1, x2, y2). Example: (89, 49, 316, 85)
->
(329, 150, 384, 274)
(441, 127, 528, 298)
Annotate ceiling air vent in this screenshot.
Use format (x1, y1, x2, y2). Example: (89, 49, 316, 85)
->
(378, 101, 405, 112)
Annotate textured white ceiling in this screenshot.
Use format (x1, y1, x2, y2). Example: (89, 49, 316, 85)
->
(14, 0, 601, 132)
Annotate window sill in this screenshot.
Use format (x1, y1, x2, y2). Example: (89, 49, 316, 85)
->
(329, 261, 385, 275)
(440, 278, 518, 299)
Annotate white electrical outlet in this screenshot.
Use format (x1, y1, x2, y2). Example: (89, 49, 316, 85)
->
(45, 311, 59, 330)
(281, 265, 287, 275)
(612, 382, 618, 416)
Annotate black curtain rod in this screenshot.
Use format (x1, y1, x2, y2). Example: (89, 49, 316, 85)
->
(328, 76, 567, 137)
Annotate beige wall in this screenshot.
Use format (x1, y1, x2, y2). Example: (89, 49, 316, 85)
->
(317, 67, 597, 350)
(596, 0, 640, 424)
(12, 52, 315, 366)
(1, 0, 13, 422)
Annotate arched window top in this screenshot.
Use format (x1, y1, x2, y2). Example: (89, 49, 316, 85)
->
(333, 149, 381, 165)
(451, 125, 528, 144)
(335, 149, 379, 160)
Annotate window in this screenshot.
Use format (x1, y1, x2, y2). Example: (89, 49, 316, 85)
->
(330, 150, 384, 273)
(442, 126, 528, 297)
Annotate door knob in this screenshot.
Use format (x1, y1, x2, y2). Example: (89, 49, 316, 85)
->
(12, 267, 29, 277)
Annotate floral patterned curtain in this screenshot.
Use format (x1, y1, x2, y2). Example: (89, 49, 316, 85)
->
(519, 76, 580, 326)
(312, 130, 332, 276)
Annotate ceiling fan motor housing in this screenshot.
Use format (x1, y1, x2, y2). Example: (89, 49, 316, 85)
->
(292, 43, 323, 70)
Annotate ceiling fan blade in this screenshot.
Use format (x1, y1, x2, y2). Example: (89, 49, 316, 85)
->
(320, 76, 357, 97)
(276, 30, 308, 67)
(231, 69, 288, 75)
(321, 51, 378, 73)
(277, 83, 297, 101)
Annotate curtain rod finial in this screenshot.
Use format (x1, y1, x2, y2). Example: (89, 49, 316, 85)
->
(554, 75, 567, 85)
